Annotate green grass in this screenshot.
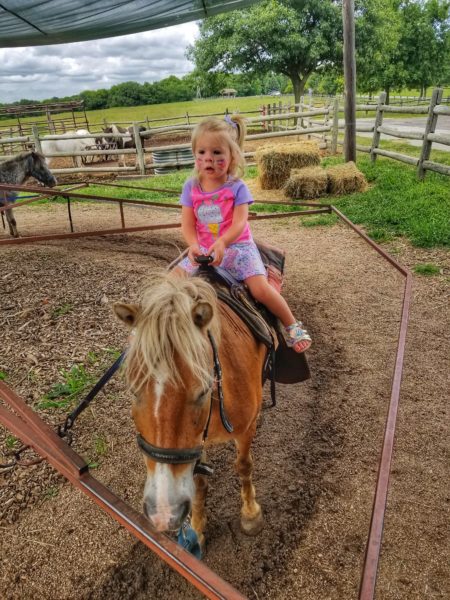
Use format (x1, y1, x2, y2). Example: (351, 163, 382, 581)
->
(413, 263, 442, 276)
(0, 370, 7, 381)
(38, 364, 95, 410)
(5, 434, 18, 450)
(52, 303, 73, 318)
(321, 154, 450, 248)
(300, 214, 338, 227)
(37, 347, 123, 410)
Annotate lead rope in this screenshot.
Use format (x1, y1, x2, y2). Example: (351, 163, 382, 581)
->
(58, 350, 127, 443)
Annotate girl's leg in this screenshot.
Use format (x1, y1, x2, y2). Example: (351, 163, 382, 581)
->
(245, 275, 311, 353)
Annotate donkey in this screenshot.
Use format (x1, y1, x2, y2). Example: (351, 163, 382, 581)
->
(0, 151, 57, 237)
(101, 124, 146, 166)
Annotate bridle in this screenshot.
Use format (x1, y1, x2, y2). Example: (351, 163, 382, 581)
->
(136, 330, 233, 475)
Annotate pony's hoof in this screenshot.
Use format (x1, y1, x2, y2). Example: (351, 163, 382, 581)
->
(240, 510, 264, 536)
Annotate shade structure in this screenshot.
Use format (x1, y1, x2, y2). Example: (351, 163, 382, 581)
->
(0, 1, 259, 47)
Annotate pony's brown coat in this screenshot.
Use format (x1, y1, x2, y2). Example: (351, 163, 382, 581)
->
(115, 273, 267, 540)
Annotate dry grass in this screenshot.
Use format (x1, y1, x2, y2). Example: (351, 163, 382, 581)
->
(284, 166, 328, 199)
(326, 161, 368, 195)
(256, 141, 321, 189)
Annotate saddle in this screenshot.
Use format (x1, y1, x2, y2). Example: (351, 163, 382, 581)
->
(192, 242, 310, 386)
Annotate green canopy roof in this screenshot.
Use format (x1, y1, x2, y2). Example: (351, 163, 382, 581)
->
(0, 1, 259, 47)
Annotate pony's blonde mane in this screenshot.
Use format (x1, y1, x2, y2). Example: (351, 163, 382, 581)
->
(125, 273, 220, 392)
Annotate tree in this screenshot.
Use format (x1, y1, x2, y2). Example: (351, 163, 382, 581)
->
(398, 0, 450, 97)
(355, 0, 403, 99)
(188, 0, 342, 104)
(80, 89, 109, 110)
(107, 81, 147, 107)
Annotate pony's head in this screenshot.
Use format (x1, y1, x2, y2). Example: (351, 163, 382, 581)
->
(26, 152, 57, 187)
(114, 273, 219, 532)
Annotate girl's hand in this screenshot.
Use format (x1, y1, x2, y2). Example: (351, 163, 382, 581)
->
(208, 239, 226, 266)
(188, 243, 202, 265)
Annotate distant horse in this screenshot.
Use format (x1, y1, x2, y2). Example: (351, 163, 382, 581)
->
(0, 151, 57, 237)
(41, 129, 93, 168)
(114, 273, 266, 548)
(101, 124, 146, 166)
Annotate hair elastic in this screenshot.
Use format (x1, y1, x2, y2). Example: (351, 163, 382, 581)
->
(224, 114, 238, 129)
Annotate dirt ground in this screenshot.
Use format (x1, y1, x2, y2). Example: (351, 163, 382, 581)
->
(0, 188, 448, 599)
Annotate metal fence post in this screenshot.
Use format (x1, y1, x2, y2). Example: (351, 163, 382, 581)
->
(417, 88, 443, 180)
(371, 91, 386, 162)
(133, 122, 146, 175)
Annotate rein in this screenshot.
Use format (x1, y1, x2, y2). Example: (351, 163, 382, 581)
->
(136, 330, 233, 475)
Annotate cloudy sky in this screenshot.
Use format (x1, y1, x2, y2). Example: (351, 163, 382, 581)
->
(0, 22, 199, 104)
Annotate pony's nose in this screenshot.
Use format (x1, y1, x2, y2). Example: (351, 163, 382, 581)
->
(143, 498, 191, 532)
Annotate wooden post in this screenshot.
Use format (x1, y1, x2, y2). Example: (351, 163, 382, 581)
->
(342, 0, 357, 162)
(307, 93, 313, 139)
(186, 112, 190, 125)
(278, 100, 282, 131)
(261, 105, 266, 131)
(133, 122, 146, 175)
(371, 91, 386, 162)
(331, 97, 339, 154)
(299, 95, 304, 129)
(417, 88, 443, 180)
(32, 125, 42, 154)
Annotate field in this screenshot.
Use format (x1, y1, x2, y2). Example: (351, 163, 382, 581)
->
(0, 129, 449, 599)
(2, 89, 449, 133)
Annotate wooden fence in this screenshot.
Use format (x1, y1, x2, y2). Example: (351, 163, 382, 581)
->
(0, 89, 448, 179)
(333, 87, 450, 179)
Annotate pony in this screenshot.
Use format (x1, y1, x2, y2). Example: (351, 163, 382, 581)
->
(114, 273, 266, 549)
(0, 151, 57, 237)
(100, 124, 146, 166)
(41, 129, 93, 168)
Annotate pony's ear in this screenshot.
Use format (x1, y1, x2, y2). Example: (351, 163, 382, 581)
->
(192, 301, 213, 328)
(113, 302, 140, 328)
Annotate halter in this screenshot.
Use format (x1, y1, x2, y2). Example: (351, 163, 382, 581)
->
(136, 330, 233, 473)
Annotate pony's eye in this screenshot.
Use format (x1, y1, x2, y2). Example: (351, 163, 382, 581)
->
(196, 387, 211, 403)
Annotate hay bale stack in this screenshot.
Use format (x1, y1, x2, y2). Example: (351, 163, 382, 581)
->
(326, 161, 368, 195)
(256, 141, 321, 189)
(284, 166, 328, 199)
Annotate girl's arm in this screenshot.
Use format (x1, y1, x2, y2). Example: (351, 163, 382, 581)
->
(208, 203, 248, 265)
(181, 206, 202, 264)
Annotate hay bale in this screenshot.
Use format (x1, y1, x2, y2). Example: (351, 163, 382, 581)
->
(284, 166, 328, 199)
(326, 161, 368, 195)
(256, 141, 321, 189)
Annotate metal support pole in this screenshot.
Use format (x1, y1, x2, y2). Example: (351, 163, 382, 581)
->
(343, 0, 357, 162)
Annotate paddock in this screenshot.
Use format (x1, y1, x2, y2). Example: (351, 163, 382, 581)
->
(0, 196, 447, 599)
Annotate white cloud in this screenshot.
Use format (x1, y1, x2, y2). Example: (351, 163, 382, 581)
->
(0, 22, 199, 103)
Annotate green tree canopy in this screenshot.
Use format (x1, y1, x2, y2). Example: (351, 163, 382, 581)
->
(188, 0, 343, 103)
(399, 0, 450, 96)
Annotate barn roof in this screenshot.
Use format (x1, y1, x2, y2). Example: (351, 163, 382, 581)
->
(0, 1, 259, 48)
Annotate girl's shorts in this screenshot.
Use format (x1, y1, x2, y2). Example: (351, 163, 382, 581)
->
(178, 242, 267, 281)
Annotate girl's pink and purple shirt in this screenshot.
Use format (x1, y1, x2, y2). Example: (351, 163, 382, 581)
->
(180, 178, 254, 248)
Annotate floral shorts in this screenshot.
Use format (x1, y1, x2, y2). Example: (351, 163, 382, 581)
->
(178, 242, 267, 282)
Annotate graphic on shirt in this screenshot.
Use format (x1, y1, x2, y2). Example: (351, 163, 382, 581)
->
(197, 194, 222, 239)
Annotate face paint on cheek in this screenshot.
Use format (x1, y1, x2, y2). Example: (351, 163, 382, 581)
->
(215, 159, 226, 168)
(195, 157, 204, 168)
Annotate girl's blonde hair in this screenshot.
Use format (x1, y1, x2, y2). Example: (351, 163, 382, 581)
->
(191, 114, 247, 179)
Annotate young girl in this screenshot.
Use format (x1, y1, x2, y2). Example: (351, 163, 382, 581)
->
(174, 114, 311, 353)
